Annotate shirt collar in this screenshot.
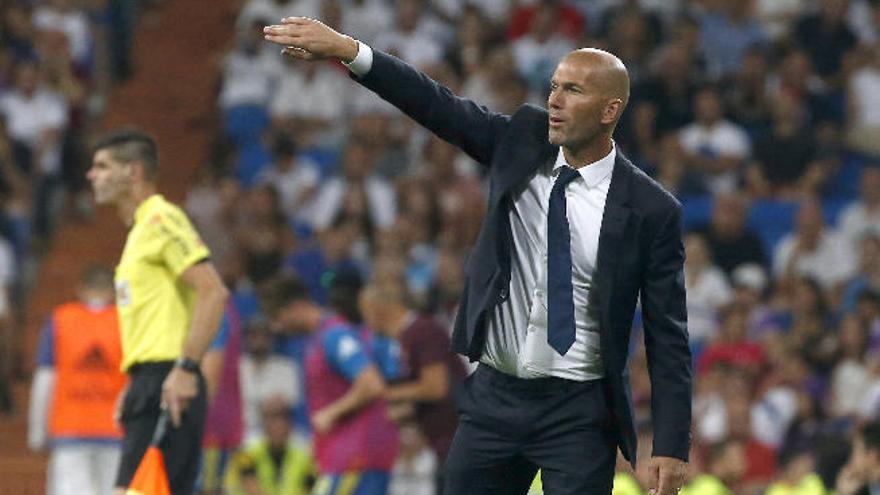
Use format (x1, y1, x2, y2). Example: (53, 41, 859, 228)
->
(133, 194, 164, 224)
(552, 141, 616, 189)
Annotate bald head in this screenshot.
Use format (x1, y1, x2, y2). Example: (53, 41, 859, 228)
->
(548, 48, 630, 161)
(562, 48, 630, 109)
(358, 282, 409, 335)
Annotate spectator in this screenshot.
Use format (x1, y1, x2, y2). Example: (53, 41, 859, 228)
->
(224, 397, 315, 495)
(747, 91, 824, 199)
(627, 41, 698, 163)
(694, 193, 767, 277)
(32, 0, 92, 71)
(507, 0, 584, 42)
(254, 136, 320, 225)
(186, 169, 242, 273)
(724, 47, 772, 139)
(774, 198, 855, 290)
(841, 233, 880, 313)
(305, 140, 396, 234)
(835, 421, 880, 495)
(373, 0, 444, 69)
(846, 45, 880, 156)
(679, 439, 744, 495)
(236, 184, 292, 285)
(829, 315, 872, 420)
(793, 0, 857, 81)
(698, 0, 766, 80)
(340, 0, 392, 43)
(0, 60, 67, 238)
(510, 0, 575, 95)
(240, 316, 300, 445)
(389, 423, 438, 495)
(678, 86, 751, 195)
(218, 19, 282, 114)
(684, 231, 732, 348)
(698, 303, 766, 377)
(839, 167, 880, 248)
(269, 58, 348, 148)
(651, 132, 708, 198)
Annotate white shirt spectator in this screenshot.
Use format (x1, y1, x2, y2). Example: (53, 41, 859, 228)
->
(390, 447, 438, 495)
(773, 230, 857, 289)
(754, 0, 807, 40)
(341, 0, 393, 44)
(839, 201, 880, 247)
(306, 176, 397, 231)
(240, 354, 300, 445)
(373, 29, 443, 69)
(255, 155, 321, 222)
(33, 5, 92, 66)
(831, 358, 872, 418)
(0, 88, 67, 148)
(236, 0, 320, 32)
(678, 120, 751, 194)
(218, 47, 282, 109)
(0, 88, 67, 174)
(512, 35, 575, 91)
(849, 64, 880, 127)
(270, 63, 348, 121)
(685, 265, 732, 344)
(752, 386, 799, 448)
(861, 375, 880, 421)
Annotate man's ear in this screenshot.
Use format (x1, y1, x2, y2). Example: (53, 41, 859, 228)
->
(129, 160, 147, 182)
(602, 99, 623, 125)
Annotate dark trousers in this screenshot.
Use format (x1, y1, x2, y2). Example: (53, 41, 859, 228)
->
(443, 364, 616, 495)
(116, 361, 207, 495)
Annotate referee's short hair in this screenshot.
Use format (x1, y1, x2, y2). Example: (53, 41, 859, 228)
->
(92, 128, 159, 180)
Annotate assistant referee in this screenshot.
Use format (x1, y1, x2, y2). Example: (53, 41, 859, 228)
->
(87, 129, 229, 495)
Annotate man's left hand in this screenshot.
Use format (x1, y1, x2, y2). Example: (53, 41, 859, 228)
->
(647, 456, 687, 495)
(161, 366, 198, 427)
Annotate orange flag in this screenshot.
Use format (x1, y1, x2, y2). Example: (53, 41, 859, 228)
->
(125, 412, 171, 495)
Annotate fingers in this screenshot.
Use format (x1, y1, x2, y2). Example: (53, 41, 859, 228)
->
(646, 462, 660, 494)
(282, 47, 315, 60)
(280, 16, 314, 25)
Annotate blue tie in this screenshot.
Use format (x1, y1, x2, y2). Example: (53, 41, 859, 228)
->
(547, 165, 580, 356)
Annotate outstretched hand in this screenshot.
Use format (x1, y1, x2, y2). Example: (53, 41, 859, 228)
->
(263, 17, 359, 63)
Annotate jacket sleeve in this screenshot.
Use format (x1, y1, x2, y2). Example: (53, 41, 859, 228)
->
(640, 203, 692, 461)
(353, 50, 509, 166)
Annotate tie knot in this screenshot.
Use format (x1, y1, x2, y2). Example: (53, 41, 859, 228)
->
(553, 166, 580, 191)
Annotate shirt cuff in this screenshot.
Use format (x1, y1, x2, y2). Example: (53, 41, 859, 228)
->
(342, 40, 373, 77)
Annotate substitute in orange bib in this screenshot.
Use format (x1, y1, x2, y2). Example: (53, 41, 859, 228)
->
(28, 264, 127, 495)
(86, 129, 229, 495)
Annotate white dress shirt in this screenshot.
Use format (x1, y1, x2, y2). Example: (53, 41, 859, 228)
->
(482, 147, 614, 381)
(344, 43, 612, 380)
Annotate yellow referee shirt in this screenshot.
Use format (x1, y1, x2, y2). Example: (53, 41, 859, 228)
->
(115, 194, 210, 371)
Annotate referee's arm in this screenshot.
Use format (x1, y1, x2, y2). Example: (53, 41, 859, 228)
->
(163, 260, 229, 426)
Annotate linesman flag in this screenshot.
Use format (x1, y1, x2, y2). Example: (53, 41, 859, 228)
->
(126, 411, 171, 495)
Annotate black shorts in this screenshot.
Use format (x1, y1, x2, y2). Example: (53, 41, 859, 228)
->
(115, 361, 207, 495)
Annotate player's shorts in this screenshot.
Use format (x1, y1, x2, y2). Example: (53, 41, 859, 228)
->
(115, 361, 207, 495)
(312, 470, 390, 495)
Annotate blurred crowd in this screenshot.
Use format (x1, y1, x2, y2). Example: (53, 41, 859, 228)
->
(13, 0, 880, 493)
(0, 0, 146, 415)
(198, 0, 880, 493)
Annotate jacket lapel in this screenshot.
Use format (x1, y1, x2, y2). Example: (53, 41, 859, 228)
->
(595, 154, 633, 325)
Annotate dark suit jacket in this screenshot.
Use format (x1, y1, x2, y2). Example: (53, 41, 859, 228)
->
(355, 50, 692, 464)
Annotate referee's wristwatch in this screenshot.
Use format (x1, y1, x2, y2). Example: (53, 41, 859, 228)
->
(175, 357, 201, 374)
